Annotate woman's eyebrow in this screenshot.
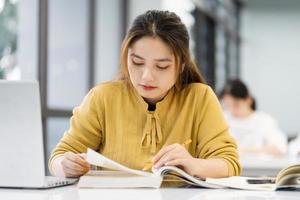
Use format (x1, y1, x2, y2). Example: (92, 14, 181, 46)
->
(130, 53, 144, 60)
(154, 58, 172, 62)
(130, 53, 172, 62)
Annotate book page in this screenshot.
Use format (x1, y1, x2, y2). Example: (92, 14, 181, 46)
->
(276, 164, 300, 185)
(86, 148, 154, 177)
(206, 176, 276, 191)
(153, 165, 223, 189)
(276, 173, 300, 189)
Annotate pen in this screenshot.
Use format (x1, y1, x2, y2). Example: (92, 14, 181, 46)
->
(142, 139, 192, 171)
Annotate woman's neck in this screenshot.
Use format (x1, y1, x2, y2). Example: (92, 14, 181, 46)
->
(143, 91, 169, 105)
(241, 108, 254, 118)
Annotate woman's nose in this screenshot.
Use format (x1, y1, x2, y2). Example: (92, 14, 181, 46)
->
(141, 67, 154, 82)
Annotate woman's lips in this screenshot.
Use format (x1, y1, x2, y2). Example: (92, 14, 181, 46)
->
(140, 84, 157, 91)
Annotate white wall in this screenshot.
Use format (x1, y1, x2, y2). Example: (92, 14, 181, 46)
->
(241, 0, 300, 136)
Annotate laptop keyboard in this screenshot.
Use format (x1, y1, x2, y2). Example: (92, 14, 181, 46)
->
(45, 176, 77, 187)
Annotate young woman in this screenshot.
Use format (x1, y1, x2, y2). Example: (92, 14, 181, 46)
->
(49, 10, 240, 180)
(220, 79, 287, 156)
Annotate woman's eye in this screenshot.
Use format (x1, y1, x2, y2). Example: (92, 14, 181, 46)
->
(132, 60, 144, 66)
(157, 65, 169, 70)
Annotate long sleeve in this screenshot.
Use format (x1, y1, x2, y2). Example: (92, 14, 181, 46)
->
(195, 87, 241, 176)
(48, 88, 103, 169)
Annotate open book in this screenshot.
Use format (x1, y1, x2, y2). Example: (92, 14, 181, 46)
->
(77, 148, 223, 188)
(78, 149, 300, 190)
(206, 164, 300, 191)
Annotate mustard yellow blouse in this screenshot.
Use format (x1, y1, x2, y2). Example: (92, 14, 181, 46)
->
(49, 81, 241, 176)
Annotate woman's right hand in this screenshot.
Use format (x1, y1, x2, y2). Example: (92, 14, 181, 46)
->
(61, 152, 91, 178)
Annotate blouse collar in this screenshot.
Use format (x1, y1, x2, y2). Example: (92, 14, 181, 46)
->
(127, 82, 176, 154)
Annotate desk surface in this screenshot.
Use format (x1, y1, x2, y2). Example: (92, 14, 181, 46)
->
(0, 185, 299, 200)
(1, 156, 299, 200)
(240, 154, 300, 176)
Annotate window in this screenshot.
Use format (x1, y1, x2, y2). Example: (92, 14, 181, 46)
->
(0, 0, 18, 79)
(190, 0, 242, 90)
(38, 0, 96, 174)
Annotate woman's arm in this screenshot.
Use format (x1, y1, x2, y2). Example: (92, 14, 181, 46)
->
(151, 143, 229, 179)
(50, 155, 65, 177)
(50, 153, 91, 178)
(195, 87, 241, 177)
(191, 158, 229, 179)
(49, 88, 103, 177)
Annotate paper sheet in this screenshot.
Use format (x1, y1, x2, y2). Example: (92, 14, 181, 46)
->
(86, 148, 154, 177)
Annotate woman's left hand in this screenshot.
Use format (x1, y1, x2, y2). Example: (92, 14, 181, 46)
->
(151, 143, 197, 176)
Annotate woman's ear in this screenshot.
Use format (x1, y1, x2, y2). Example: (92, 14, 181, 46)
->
(245, 97, 253, 107)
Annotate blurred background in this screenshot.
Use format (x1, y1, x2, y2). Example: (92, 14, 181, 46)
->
(0, 0, 299, 173)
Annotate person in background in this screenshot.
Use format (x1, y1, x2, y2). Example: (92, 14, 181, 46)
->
(220, 79, 287, 156)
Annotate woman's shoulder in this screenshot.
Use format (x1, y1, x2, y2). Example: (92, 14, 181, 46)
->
(92, 80, 127, 94)
(182, 83, 215, 99)
(87, 80, 129, 103)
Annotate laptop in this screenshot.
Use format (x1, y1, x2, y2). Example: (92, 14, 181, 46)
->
(0, 80, 77, 188)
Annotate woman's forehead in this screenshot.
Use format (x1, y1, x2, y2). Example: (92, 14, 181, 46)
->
(128, 37, 175, 60)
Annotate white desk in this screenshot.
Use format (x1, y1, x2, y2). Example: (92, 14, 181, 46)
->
(0, 185, 300, 200)
(240, 155, 300, 176)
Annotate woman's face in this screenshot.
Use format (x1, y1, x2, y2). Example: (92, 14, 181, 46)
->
(127, 36, 177, 104)
(222, 94, 252, 118)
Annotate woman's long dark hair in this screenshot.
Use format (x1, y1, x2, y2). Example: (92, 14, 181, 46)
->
(220, 79, 256, 111)
(117, 10, 206, 89)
